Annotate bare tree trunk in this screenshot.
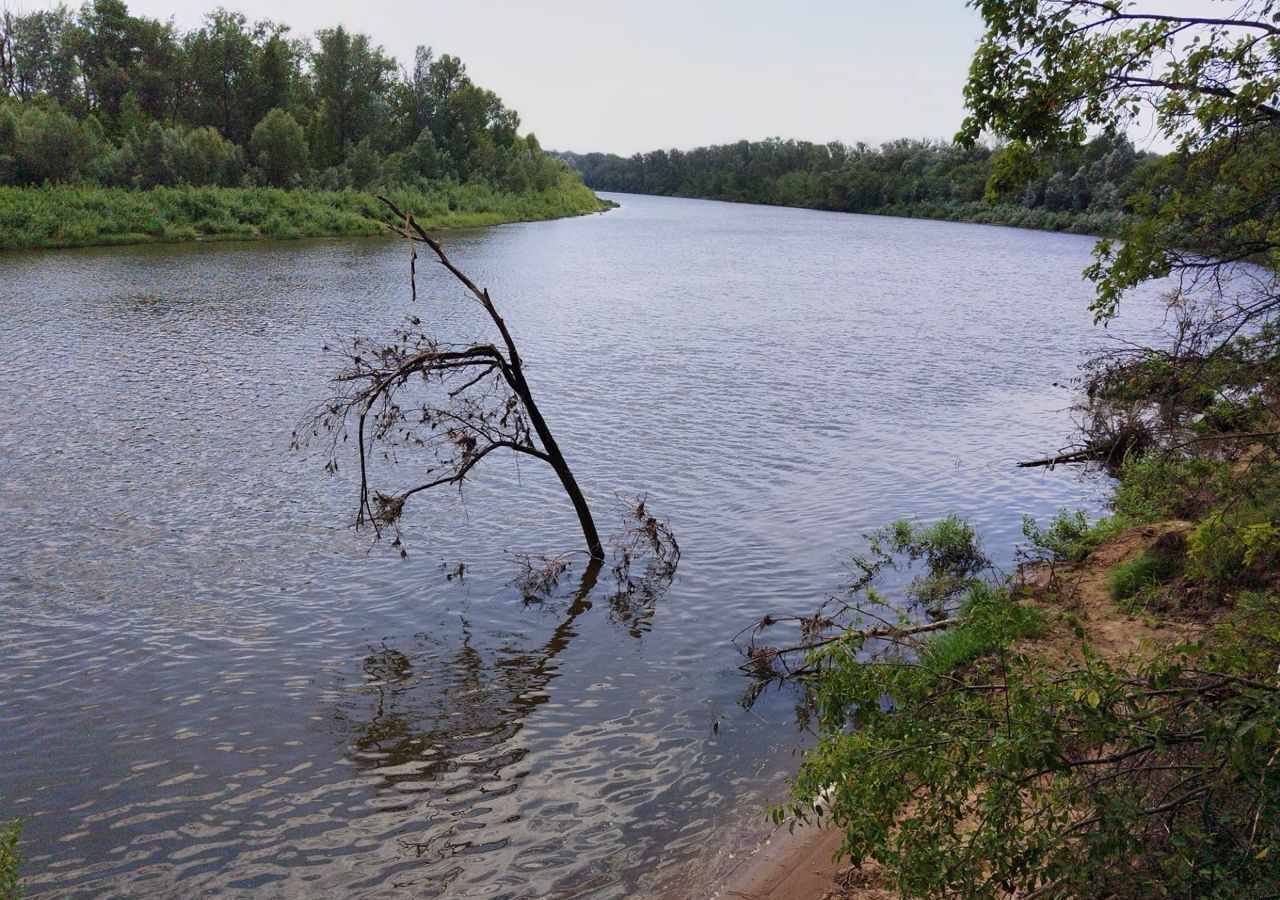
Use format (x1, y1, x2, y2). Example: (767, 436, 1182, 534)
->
(370, 196, 604, 560)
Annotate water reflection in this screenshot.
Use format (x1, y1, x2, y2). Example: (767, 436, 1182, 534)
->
(342, 564, 602, 777)
(334, 559, 682, 894)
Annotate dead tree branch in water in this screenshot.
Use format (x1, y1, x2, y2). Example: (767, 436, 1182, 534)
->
(735, 516, 992, 705)
(610, 495, 680, 589)
(513, 496, 681, 621)
(1016, 431, 1145, 469)
(737, 614, 961, 679)
(295, 196, 604, 560)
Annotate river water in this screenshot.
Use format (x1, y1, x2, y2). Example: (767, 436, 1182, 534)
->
(0, 193, 1160, 897)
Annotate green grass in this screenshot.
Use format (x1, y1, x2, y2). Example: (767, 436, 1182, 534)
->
(920, 583, 1046, 673)
(0, 173, 610, 251)
(1108, 550, 1179, 602)
(0, 819, 21, 900)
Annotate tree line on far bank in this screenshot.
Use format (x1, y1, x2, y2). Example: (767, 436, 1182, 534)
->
(0, 0, 569, 195)
(561, 133, 1158, 234)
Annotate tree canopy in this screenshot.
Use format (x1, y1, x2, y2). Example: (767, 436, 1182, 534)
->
(0, 0, 568, 193)
(960, 0, 1280, 322)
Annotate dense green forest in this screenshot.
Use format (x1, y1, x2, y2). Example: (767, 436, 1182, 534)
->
(0, 0, 605, 247)
(562, 133, 1158, 235)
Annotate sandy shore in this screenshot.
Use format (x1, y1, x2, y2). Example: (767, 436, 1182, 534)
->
(704, 818, 890, 900)
(701, 521, 1208, 900)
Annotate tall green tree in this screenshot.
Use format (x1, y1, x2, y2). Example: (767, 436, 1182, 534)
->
(9, 5, 79, 105)
(183, 9, 258, 142)
(309, 25, 395, 167)
(254, 30, 299, 120)
(69, 0, 180, 124)
(72, 0, 139, 119)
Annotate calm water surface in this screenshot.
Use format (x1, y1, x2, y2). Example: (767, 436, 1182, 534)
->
(1, 194, 1162, 897)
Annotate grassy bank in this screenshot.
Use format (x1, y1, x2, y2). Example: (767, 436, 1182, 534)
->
(868, 199, 1130, 237)
(633, 192, 1132, 237)
(760, 411, 1280, 895)
(0, 174, 610, 251)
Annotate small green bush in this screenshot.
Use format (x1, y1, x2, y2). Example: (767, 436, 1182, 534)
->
(1113, 453, 1229, 524)
(1188, 512, 1280, 587)
(1200, 394, 1268, 434)
(1109, 550, 1179, 601)
(0, 819, 21, 900)
(1022, 508, 1123, 564)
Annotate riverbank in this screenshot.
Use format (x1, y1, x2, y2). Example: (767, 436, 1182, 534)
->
(0, 175, 611, 250)
(715, 516, 1221, 899)
(720, 411, 1280, 895)
(860, 199, 1128, 237)
(604, 191, 1130, 238)
(709, 817, 880, 899)
(562, 133, 1145, 240)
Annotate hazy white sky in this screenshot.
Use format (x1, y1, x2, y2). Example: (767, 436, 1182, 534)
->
(64, 0, 988, 155)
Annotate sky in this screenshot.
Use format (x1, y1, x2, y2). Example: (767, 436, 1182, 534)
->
(50, 0, 991, 155)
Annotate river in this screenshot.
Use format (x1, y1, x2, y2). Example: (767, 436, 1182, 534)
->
(0, 193, 1161, 897)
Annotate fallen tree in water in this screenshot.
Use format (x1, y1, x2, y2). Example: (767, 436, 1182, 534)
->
(297, 196, 605, 559)
(1016, 434, 1141, 469)
(737, 516, 990, 704)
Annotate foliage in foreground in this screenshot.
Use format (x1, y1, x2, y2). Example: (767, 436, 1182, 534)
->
(778, 518, 1280, 898)
(0, 820, 21, 900)
(0, 174, 607, 250)
(788, 595, 1280, 897)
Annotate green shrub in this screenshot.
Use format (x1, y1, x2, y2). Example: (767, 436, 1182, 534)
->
(785, 586, 1280, 898)
(1022, 508, 1123, 564)
(0, 819, 21, 900)
(173, 127, 243, 187)
(1113, 453, 1229, 524)
(1108, 550, 1179, 601)
(1188, 512, 1280, 587)
(1200, 394, 1268, 434)
(10, 103, 100, 184)
(249, 109, 308, 188)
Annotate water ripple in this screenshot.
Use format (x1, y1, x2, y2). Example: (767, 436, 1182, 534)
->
(1, 193, 1169, 896)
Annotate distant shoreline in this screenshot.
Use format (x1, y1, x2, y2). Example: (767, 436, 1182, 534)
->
(596, 189, 1128, 239)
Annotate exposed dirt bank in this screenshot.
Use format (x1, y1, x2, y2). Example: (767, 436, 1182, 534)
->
(709, 519, 1206, 899)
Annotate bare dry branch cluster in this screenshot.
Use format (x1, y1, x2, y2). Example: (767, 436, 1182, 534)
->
(294, 197, 605, 560)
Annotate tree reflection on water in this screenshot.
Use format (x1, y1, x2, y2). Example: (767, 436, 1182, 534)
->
(332, 554, 677, 881)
